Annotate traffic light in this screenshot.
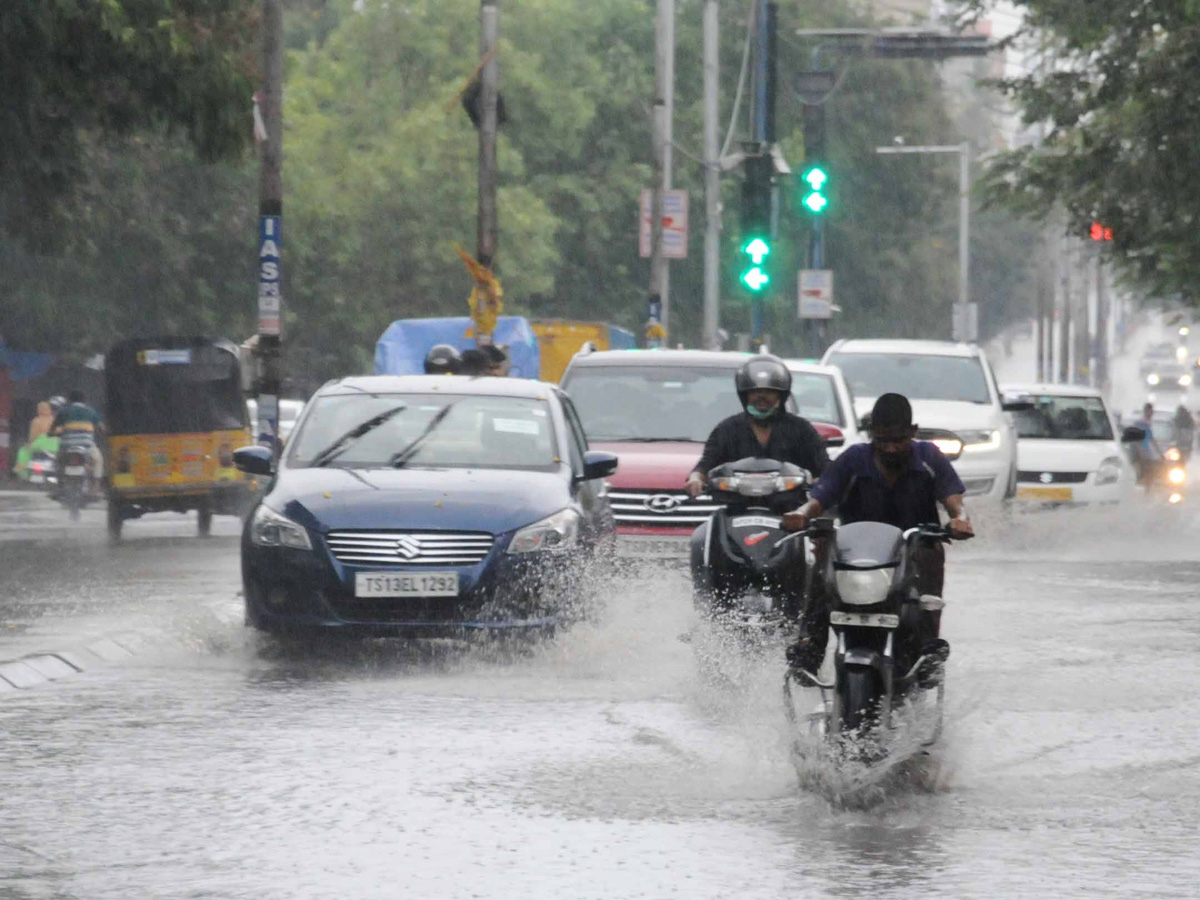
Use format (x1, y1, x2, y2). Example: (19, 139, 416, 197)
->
(1089, 221, 1113, 241)
(802, 165, 829, 214)
(740, 154, 774, 294)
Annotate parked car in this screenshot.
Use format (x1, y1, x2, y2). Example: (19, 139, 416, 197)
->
(234, 375, 617, 637)
(559, 349, 846, 560)
(1002, 383, 1136, 505)
(822, 339, 1023, 501)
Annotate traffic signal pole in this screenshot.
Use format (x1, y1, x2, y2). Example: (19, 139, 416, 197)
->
(749, 0, 775, 343)
(477, 0, 499, 281)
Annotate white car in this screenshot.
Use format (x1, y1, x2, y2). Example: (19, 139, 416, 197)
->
(1001, 383, 1136, 505)
(246, 397, 306, 444)
(821, 339, 1021, 501)
(783, 360, 863, 459)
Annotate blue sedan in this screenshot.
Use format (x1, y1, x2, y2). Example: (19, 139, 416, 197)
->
(234, 375, 618, 637)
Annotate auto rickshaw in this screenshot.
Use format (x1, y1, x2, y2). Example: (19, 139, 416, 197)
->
(105, 336, 255, 542)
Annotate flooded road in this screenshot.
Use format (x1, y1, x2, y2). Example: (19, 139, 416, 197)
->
(2, 502, 1199, 899)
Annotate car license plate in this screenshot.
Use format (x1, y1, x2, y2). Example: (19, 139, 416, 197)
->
(64, 465, 87, 476)
(355, 572, 459, 598)
(30, 474, 45, 484)
(615, 536, 690, 559)
(1017, 486, 1073, 502)
(730, 515, 781, 529)
(831, 611, 899, 628)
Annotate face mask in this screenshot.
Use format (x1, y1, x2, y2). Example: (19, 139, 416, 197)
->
(747, 404, 778, 422)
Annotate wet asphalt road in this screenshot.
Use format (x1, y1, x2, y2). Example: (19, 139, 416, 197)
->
(2, 496, 1200, 900)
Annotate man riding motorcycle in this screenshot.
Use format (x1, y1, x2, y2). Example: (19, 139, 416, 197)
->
(781, 392, 973, 677)
(49, 389, 105, 486)
(685, 354, 829, 564)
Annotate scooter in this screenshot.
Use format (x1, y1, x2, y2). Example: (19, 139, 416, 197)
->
(690, 457, 811, 633)
(784, 520, 970, 754)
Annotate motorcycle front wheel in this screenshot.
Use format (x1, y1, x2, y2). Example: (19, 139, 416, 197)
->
(839, 667, 881, 734)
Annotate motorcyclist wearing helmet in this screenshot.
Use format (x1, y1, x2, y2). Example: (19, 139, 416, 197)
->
(686, 354, 829, 498)
(424, 344, 462, 375)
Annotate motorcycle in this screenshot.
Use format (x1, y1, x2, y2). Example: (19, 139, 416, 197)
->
(784, 520, 970, 754)
(689, 457, 811, 633)
(57, 440, 97, 521)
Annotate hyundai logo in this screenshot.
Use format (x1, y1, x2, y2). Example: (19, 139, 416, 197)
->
(395, 536, 422, 559)
(645, 494, 684, 513)
(1039, 472, 1054, 484)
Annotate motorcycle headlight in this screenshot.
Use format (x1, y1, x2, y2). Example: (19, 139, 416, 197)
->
(250, 505, 313, 550)
(1168, 466, 1187, 486)
(507, 508, 580, 554)
(835, 567, 896, 606)
(1096, 456, 1123, 486)
(960, 429, 1002, 453)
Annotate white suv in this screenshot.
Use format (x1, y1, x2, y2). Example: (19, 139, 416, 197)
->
(821, 339, 1021, 501)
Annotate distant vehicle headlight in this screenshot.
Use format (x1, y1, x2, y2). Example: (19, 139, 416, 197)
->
(250, 504, 313, 550)
(1179, 374, 1193, 387)
(1165, 447, 1182, 462)
(1147, 373, 1161, 386)
(1096, 456, 1123, 486)
(835, 567, 896, 606)
(1168, 466, 1187, 486)
(960, 429, 1002, 453)
(507, 508, 580, 554)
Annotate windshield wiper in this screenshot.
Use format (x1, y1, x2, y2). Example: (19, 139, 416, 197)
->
(310, 404, 408, 468)
(389, 402, 457, 468)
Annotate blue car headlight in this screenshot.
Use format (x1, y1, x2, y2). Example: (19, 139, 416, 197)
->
(507, 509, 580, 554)
(250, 504, 313, 550)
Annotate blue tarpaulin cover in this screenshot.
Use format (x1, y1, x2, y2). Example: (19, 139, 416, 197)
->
(0, 341, 54, 382)
(374, 317, 540, 379)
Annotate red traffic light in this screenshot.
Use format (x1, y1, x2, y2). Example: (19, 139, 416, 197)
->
(1090, 221, 1113, 242)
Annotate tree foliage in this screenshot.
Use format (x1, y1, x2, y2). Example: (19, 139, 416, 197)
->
(963, 0, 1200, 301)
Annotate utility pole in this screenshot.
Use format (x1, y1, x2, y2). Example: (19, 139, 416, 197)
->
(256, 0, 284, 462)
(648, 0, 675, 343)
(1074, 248, 1090, 385)
(1035, 260, 1048, 383)
(749, 0, 776, 343)
(702, 0, 720, 350)
(1058, 235, 1071, 384)
(1095, 252, 1109, 391)
(477, 0, 500, 334)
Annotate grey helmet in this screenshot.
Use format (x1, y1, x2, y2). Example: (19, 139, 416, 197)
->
(735, 355, 792, 415)
(423, 344, 462, 375)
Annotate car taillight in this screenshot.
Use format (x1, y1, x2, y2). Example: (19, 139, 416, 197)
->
(117, 446, 132, 474)
(219, 443, 233, 467)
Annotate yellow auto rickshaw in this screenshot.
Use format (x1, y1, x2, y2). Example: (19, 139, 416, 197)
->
(105, 336, 254, 542)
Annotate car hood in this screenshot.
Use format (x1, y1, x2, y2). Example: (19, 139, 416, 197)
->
(592, 441, 702, 490)
(1017, 439, 1121, 473)
(853, 397, 1001, 431)
(267, 466, 570, 535)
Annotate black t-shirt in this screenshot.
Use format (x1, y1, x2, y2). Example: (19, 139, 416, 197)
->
(693, 412, 829, 479)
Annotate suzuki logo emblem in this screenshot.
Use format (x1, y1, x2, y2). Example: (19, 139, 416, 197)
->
(395, 536, 422, 559)
(645, 494, 684, 513)
(1039, 472, 1053, 484)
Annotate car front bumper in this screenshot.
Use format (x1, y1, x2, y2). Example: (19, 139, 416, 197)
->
(242, 531, 583, 636)
(1014, 475, 1125, 506)
(950, 452, 1013, 501)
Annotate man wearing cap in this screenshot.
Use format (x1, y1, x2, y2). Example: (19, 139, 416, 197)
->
(781, 392, 974, 675)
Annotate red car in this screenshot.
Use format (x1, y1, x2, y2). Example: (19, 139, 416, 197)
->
(560, 349, 853, 561)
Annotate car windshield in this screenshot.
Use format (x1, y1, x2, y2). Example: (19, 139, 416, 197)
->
(1014, 395, 1114, 440)
(287, 393, 557, 470)
(827, 352, 992, 404)
(565, 366, 745, 441)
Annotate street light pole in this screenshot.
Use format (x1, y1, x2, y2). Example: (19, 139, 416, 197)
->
(701, 0, 721, 350)
(875, 143, 974, 341)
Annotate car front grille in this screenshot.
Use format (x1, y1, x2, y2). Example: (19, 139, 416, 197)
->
(325, 530, 494, 566)
(608, 490, 721, 527)
(1017, 471, 1089, 484)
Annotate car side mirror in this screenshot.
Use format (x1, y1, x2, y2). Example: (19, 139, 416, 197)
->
(580, 450, 618, 481)
(1121, 425, 1147, 443)
(233, 445, 274, 476)
(1001, 400, 1035, 413)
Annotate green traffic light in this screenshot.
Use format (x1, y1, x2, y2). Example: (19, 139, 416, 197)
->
(803, 167, 828, 191)
(741, 266, 769, 292)
(802, 192, 828, 214)
(743, 237, 770, 265)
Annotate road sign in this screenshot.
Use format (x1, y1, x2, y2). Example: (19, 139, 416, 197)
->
(258, 215, 282, 336)
(639, 189, 689, 259)
(952, 302, 979, 342)
(798, 270, 833, 319)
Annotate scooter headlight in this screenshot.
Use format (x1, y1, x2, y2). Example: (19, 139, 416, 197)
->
(835, 566, 896, 606)
(1168, 466, 1187, 485)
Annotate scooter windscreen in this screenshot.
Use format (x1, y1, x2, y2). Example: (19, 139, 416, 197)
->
(833, 521, 904, 569)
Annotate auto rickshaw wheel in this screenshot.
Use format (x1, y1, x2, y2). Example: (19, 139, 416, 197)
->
(197, 504, 213, 537)
(107, 503, 123, 544)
